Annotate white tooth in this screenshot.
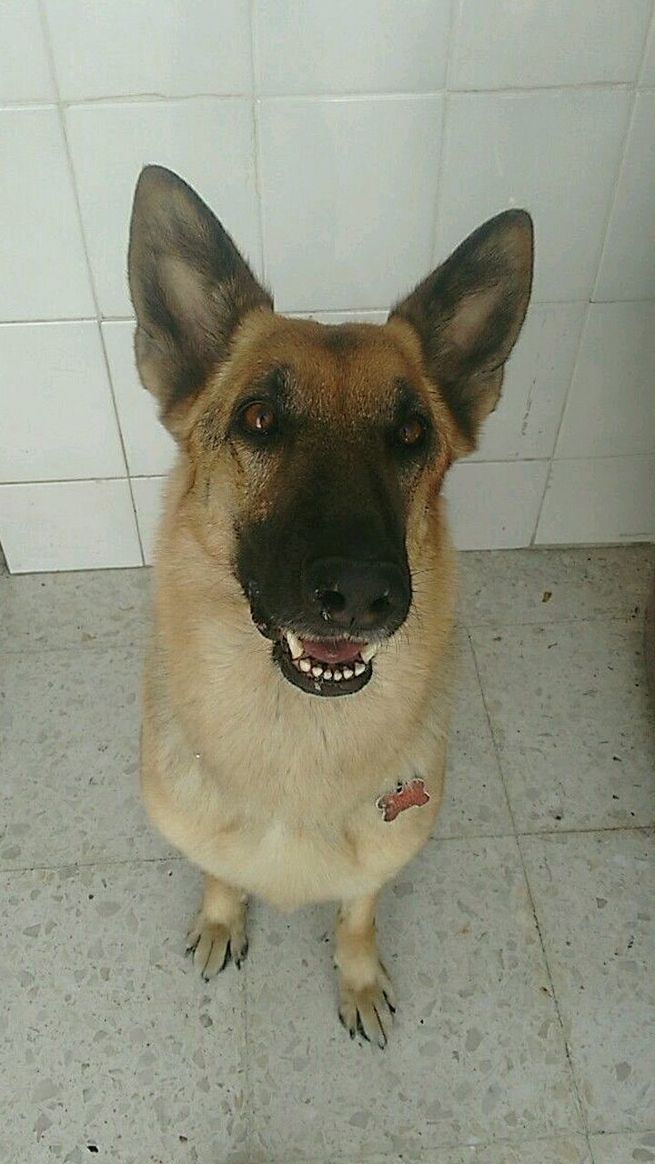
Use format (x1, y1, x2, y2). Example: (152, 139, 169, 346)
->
(323, 669, 332, 680)
(361, 644, 377, 664)
(299, 658, 312, 673)
(354, 662, 365, 676)
(333, 670, 343, 681)
(311, 665, 323, 678)
(342, 667, 353, 680)
(285, 631, 304, 660)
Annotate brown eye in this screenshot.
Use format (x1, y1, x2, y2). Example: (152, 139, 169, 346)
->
(397, 416, 427, 447)
(240, 400, 277, 436)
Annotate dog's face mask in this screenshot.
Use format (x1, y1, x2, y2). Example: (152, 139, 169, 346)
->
(128, 166, 533, 697)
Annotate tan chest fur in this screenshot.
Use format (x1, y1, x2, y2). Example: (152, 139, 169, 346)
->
(140, 471, 457, 911)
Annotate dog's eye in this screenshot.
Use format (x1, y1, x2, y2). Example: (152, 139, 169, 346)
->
(396, 416, 427, 448)
(239, 400, 278, 437)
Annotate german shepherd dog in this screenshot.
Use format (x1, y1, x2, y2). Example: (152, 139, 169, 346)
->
(128, 166, 533, 1048)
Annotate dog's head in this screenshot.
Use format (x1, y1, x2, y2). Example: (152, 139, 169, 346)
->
(128, 166, 532, 697)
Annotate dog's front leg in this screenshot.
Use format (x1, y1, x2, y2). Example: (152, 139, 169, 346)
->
(335, 893, 396, 1049)
(186, 874, 249, 980)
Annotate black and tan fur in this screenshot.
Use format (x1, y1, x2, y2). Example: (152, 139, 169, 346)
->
(128, 166, 533, 1047)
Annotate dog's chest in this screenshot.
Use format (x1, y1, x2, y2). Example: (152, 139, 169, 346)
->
(153, 711, 441, 910)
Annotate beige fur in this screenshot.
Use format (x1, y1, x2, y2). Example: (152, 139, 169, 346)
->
(128, 167, 533, 1046)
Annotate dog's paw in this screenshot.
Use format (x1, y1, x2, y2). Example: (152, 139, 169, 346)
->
(185, 916, 249, 980)
(338, 964, 396, 1049)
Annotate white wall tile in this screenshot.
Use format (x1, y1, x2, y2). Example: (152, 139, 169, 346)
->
(443, 460, 549, 550)
(470, 303, 586, 462)
(102, 322, 176, 477)
(451, 0, 652, 89)
(0, 480, 142, 572)
(255, 0, 451, 95)
(131, 476, 166, 565)
(639, 11, 655, 83)
(289, 311, 388, 325)
(594, 91, 655, 302)
(0, 108, 94, 321)
(0, 322, 125, 483)
(536, 455, 655, 544)
(65, 98, 260, 317)
(44, 0, 251, 101)
(555, 303, 655, 460)
(0, 1, 54, 102)
(436, 89, 631, 303)
(259, 96, 443, 312)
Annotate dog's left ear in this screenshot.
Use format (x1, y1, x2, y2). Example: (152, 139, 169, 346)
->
(390, 210, 533, 449)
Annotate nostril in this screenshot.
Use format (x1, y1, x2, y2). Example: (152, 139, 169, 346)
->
(369, 591, 392, 617)
(315, 587, 346, 615)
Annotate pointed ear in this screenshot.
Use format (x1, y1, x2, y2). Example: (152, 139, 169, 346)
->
(128, 165, 272, 425)
(390, 210, 533, 448)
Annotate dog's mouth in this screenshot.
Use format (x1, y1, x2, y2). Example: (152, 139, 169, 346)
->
(273, 630, 377, 697)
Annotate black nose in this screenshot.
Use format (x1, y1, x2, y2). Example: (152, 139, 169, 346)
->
(304, 556, 410, 632)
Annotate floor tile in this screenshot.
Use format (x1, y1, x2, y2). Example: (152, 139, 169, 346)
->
(246, 837, 581, 1161)
(0, 861, 247, 1162)
(458, 546, 654, 627)
(434, 636, 512, 839)
(470, 620, 655, 831)
(521, 831, 655, 1134)
(590, 1131, 655, 1162)
(353, 1138, 592, 1163)
(0, 647, 171, 868)
(0, 567, 150, 653)
(0, 860, 210, 1006)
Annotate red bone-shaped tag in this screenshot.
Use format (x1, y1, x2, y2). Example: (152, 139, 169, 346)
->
(376, 778, 430, 822)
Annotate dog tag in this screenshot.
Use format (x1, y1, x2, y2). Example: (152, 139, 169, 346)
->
(376, 777, 430, 822)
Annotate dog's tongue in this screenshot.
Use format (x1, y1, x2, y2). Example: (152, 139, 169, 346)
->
(303, 639, 366, 664)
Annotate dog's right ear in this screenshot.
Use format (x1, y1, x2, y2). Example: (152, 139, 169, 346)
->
(128, 165, 272, 425)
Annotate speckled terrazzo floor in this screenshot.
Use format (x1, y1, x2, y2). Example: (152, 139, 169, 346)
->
(1, 546, 654, 1164)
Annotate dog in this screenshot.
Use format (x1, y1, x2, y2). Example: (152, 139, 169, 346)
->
(128, 165, 533, 1048)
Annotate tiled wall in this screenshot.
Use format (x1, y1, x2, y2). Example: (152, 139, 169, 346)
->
(1, 1, 654, 571)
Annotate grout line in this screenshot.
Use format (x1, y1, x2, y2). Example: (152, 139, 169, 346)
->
(36, 0, 145, 566)
(32, 80, 638, 107)
(578, 5, 654, 423)
(5, 298, 653, 329)
(0, 475, 135, 486)
(590, 104, 644, 305)
(243, 18, 258, 1155)
(2, 825, 651, 874)
(530, 20, 652, 548)
(517, 823, 654, 838)
(6, 450, 654, 488)
(425, 0, 459, 273)
(62, 93, 252, 109)
(639, 0, 655, 86)
(0, 609, 645, 657)
(0, 316, 99, 327)
(463, 612, 646, 630)
(0, 637, 147, 657)
(466, 627, 591, 1137)
(96, 321, 146, 566)
(464, 628, 517, 832)
(4, 82, 654, 112)
(529, 305, 591, 547)
(429, 0, 459, 269)
(249, 0, 268, 294)
(0, 853, 183, 876)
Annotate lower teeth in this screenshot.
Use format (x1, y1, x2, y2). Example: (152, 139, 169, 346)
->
(290, 649, 370, 682)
